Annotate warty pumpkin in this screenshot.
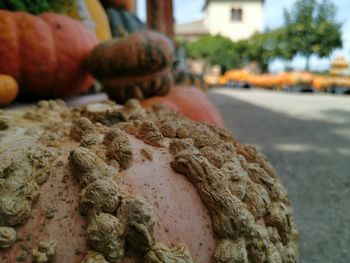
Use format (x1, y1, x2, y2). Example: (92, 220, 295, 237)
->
(0, 99, 299, 262)
(0, 75, 19, 106)
(142, 86, 224, 127)
(87, 30, 175, 103)
(0, 10, 98, 98)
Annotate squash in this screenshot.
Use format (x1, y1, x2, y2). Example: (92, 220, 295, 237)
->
(0, 10, 98, 98)
(107, 8, 146, 37)
(87, 30, 174, 103)
(84, 0, 112, 41)
(142, 86, 224, 127)
(0, 75, 19, 106)
(0, 99, 298, 262)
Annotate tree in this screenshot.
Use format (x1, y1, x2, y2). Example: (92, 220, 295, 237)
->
(238, 28, 295, 73)
(182, 28, 298, 73)
(284, 0, 342, 70)
(184, 35, 243, 70)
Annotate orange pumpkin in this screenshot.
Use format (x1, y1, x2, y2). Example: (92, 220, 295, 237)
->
(0, 10, 98, 98)
(312, 76, 329, 91)
(0, 99, 298, 262)
(142, 86, 224, 127)
(223, 69, 249, 83)
(0, 75, 19, 106)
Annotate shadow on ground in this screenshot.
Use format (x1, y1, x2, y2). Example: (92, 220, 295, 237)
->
(208, 91, 350, 263)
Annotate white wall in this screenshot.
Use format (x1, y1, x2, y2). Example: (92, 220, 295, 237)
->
(204, 1, 263, 41)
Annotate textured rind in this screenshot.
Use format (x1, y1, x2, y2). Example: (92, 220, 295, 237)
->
(81, 250, 109, 263)
(105, 128, 133, 169)
(0, 99, 298, 263)
(32, 240, 57, 263)
(0, 227, 16, 249)
(68, 102, 194, 262)
(86, 212, 126, 262)
(165, 119, 299, 263)
(145, 242, 194, 263)
(0, 149, 56, 227)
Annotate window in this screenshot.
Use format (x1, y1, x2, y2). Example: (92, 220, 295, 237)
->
(231, 8, 242, 21)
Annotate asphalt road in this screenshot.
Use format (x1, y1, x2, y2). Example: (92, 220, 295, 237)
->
(208, 88, 350, 263)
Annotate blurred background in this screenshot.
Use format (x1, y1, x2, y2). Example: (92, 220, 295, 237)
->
(138, 0, 349, 73)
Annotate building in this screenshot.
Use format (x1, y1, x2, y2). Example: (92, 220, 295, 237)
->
(176, 0, 264, 42)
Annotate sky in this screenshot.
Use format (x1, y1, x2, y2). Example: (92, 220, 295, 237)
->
(137, 0, 350, 72)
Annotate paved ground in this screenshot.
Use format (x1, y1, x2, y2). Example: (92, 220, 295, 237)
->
(208, 88, 350, 263)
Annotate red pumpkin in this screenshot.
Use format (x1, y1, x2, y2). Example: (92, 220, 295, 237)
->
(142, 86, 224, 127)
(0, 10, 98, 98)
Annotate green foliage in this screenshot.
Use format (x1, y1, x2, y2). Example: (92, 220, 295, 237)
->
(184, 35, 243, 71)
(284, 0, 342, 69)
(0, 0, 75, 14)
(182, 0, 342, 72)
(183, 29, 290, 73)
(238, 28, 294, 72)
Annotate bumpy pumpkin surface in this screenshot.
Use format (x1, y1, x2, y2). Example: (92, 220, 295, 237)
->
(0, 99, 298, 262)
(88, 30, 174, 103)
(0, 10, 98, 98)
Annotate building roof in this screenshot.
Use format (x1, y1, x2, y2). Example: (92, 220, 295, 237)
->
(175, 20, 209, 36)
(203, 0, 264, 9)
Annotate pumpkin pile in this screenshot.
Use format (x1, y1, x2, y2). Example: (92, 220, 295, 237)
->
(0, 99, 299, 262)
(222, 69, 350, 92)
(0, 0, 148, 102)
(0, 10, 98, 98)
